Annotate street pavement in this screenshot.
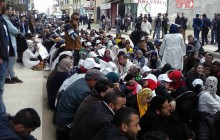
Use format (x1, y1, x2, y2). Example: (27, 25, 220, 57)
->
(3, 24, 220, 140)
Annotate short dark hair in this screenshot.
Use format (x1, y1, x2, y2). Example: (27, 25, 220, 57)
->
(207, 53, 214, 59)
(149, 96, 167, 112)
(94, 79, 112, 94)
(188, 35, 193, 38)
(112, 107, 138, 127)
(13, 108, 41, 128)
(103, 89, 125, 105)
(203, 61, 212, 68)
(141, 131, 169, 140)
(213, 61, 220, 66)
(117, 51, 127, 59)
(71, 13, 79, 19)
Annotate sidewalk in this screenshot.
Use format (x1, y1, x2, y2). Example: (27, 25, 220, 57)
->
(81, 23, 220, 59)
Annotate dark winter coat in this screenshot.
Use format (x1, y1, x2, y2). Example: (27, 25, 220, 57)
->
(138, 111, 192, 140)
(73, 101, 114, 140)
(90, 122, 129, 140)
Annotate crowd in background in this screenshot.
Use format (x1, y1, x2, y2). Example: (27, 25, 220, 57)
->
(0, 0, 220, 139)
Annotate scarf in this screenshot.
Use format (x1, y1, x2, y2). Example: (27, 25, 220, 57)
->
(102, 50, 111, 62)
(127, 82, 139, 95)
(135, 50, 145, 68)
(204, 76, 218, 98)
(57, 58, 72, 73)
(137, 88, 152, 118)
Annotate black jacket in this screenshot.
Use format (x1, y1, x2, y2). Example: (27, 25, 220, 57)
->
(217, 19, 220, 42)
(0, 15, 9, 61)
(138, 111, 192, 140)
(73, 101, 115, 140)
(90, 122, 129, 140)
(198, 112, 220, 140)
(70, 90, 102, 140)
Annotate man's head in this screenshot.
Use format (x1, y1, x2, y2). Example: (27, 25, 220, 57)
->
(202, 14, 207, 19)
(85, 69, 107, 89)
(2, 4, 12, 16)
(205, 53, 214, 62)
(70, 13, 80, 27)
(12, 108, 41, 137)
(118, 53, 128, 66)
(125, 73, 136, 86)
(94, 79, 113, 99)
(0, 0, 5, 13)
(149, 96, 171, 116)
(103, 89, 126, 112)
(182, 13, 185, 17)
(112, 107, 141, 140)
(144, 17, 147, 22)
(188, 35, 194, 43)
(196, 14, 200, 18)
(212, 61, 220, 73)
(20, 15, 26, 22)
(203, 61, 212, 76)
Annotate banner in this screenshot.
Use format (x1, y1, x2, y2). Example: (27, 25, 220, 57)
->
(176, 0, 194, 9)
(137, 0, 167, 17)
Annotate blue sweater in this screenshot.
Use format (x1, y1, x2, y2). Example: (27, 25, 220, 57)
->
(0, 115, 36, 140)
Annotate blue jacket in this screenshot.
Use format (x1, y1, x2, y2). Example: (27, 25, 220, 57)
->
(3, 15, 19, 54)
(193, 17, 203, 30)
(56, 78, 92, 126)
(0, 115, 37, 140)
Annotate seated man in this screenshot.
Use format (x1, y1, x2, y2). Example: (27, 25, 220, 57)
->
(187, 35, 205, 58)
(91, 107, 141, 140)
(0, 108, 41, 140)
(138, 96, 193, 140)
(72, 89, 126, 140)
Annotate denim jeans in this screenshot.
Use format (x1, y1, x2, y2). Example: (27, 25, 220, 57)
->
(194, 29, 200, 40)
(0, 60, 8, 116)
(116, 26, 120, 34)
(211, 29, 217, 43)
(155, 27, 161, 40)
(6, 56, 16, 78)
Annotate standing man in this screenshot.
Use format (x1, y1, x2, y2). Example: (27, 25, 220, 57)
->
(115, 15, 122, 34)
(201, 14, 211, 46)
(65, 13, 81, 66)
(87, 15, 91, 30)
(19, 15, 28, 36)
(3, 5, 23, 84)
(180, 13, 188, 42)
(0, 0, 9, 116)
(175, 12, 181, 25)
(141, 16, 152, 35)
(162, 13, 169, 37)
(193, 14, 203, 40)
(215, 14, 220, 53)
(153, 13, 162, 40)
(211, 13, 218, 44)
(28, 10, 36, 35)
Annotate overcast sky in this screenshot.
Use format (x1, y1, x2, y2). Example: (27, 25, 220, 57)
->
(34, 0, 53, 12)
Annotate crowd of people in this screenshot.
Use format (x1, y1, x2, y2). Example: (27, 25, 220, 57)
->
(0, 0, 220, 139)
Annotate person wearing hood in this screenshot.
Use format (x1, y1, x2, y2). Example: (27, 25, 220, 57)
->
(102, 49, 112, 62)
(133, 50, 148, 68)
(198, 76, 220, 114)
(159, 24, 186, 70)
(148, 51, 161, 71)
(47, 57, 73, 109)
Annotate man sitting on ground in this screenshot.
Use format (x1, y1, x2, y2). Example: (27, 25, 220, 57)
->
(0, 108, 41, 140)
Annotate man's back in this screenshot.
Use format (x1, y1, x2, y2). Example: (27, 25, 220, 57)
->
(56, 78, 91, 126)
(74, 101, 114, 140)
